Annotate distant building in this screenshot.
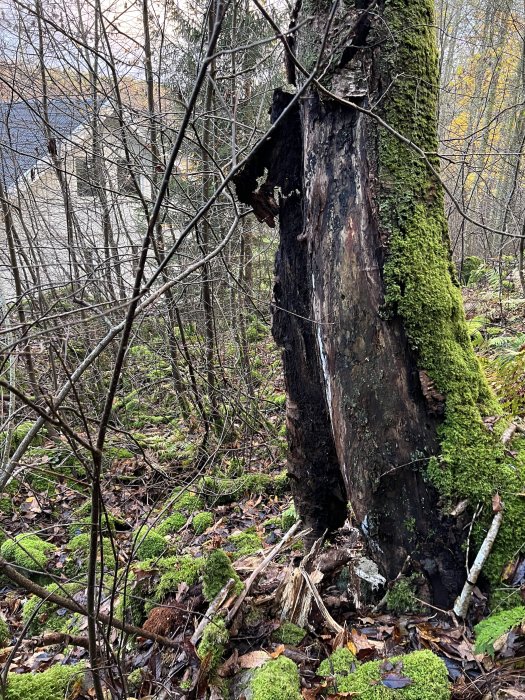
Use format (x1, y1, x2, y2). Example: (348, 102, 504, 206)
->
(0, 96, 155, 302)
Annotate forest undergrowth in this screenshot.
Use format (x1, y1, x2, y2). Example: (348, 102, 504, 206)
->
(1, 262, 525, 700)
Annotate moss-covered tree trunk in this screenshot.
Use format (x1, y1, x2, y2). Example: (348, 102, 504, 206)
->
(238, 0, 525, 608)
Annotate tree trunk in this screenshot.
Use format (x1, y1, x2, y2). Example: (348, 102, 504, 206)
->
(236, 0, 525, 608)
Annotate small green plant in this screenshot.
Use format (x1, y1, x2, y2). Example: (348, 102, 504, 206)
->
(228, 529, 262, 559)
(281, 505, 297, 530)
(23, 583, 82, 634)
(156, 512, 186, 536)
(386, 575, 420, 614)
(0, 616, 10, 646)
(474, 606, 525, 656)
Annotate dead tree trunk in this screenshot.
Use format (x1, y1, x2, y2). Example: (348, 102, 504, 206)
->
(235, 0, 525, 608)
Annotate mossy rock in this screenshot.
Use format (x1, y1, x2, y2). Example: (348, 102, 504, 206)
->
(250, 656, 302, 700)
(197, 616, 229, 672)
(170, 488, 204, 514)
(4, 663, 84, 700)
(0, 533, 55, 575)
(319, 649, 450, 699)
(192, 511, 214, 535)
(474, 606, 525, 656)
(228, 529, 262, 559)
(156, 512, 186, 536)
(203, 549, 243, 602)
(23, 582, 83, 635)
(273, 621, 306, 646)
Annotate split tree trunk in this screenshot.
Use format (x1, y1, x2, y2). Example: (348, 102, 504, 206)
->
(236, 0, 520, 607)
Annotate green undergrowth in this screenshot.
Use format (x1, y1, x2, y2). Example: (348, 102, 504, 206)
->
(474, 606, 525, 656)
(378, 0, 525, 596)
(65, 534, 115, 576)
(250, 656, 302, 700)
(192, 511, 214, 534)
(133, 526, 169, 559)
(318, 649, 450, 699)
(386, 575, 421, 615)
(4, 663, 84, 700)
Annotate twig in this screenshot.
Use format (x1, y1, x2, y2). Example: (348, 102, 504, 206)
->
(453, 509, 504, 618)
(227, 520, 305, 623)
(190, 578, 235, 645)
(0, 557, 179, 648)
(299, 565, 343, 635)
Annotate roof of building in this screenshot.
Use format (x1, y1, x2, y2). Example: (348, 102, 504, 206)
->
(0, 97, 92, 189)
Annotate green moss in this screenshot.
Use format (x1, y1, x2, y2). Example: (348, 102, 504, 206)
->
(386, 576, 420, 615)
(281, 505, 297, 530)
(377, 0, 525, 593)
(22, 583, 82, 635)
(156, 512, 186, 536)
(0, 616, 10, 646)
(273, 621, 305, 646)
(228, 529, 262, 559)
(202, 549, 243, 602)
(320, 649, 449, 699)
(4, 663, 83, 700)
(201, 470, 289, 505)
(65, 534, 114, 575)
(318, 647, 357, 677)
(134, 526, 168, 560)
(250, 656, 302, 700)
(0, 533, 55, 574)
(197, 616, 229, 672)
(474, 606, 525, 656)
(127, 668, 143, 693)
(0, 497, 14, 515)
(192, 511, 214, 535)
(153, 555, 205, 604)
(171, 488, 204, 513)
(67, 506, 118, 537)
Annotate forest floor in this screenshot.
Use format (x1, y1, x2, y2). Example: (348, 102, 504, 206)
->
(1, 270, 525, 700)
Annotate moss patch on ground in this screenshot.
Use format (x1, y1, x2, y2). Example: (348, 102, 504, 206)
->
(377, 0, 525, 595)
(272, 621, 306, 645)
(192, 511, 214, 534)
(197, 616, 229, 672)
(319, 649, 449, 699)
(134, 526, 168, 560)
(228, 529, 262, 559)
(156, 512, 187, 536)
(250, 656, 302, 700)
(202, 549, 243, 602)
(4, 663, 84, 700)
(0, 616, 10, 646)
(0, 533, 55, 575)
(23, 583, 82, 635)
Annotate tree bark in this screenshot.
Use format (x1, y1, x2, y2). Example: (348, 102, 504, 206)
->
(235, 0, 501, 607)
